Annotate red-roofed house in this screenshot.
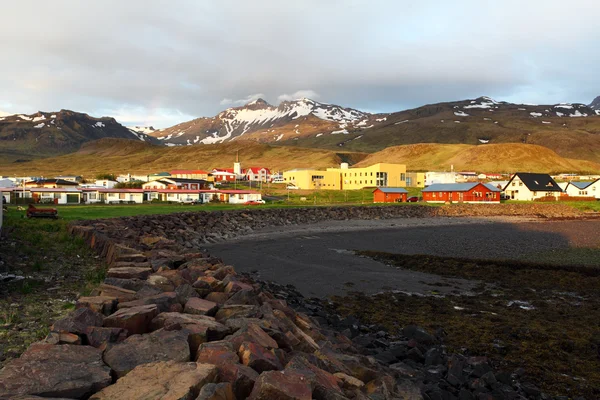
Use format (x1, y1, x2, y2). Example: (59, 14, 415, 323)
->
(212, 169, 237, 182)
(244, 167, 271, 182)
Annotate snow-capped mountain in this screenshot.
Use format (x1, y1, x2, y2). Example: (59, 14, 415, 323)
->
(150, 98, 383, 146)
(590, 96, 600, 111)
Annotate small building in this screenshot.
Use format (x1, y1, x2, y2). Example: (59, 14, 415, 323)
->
(422, 183, 500, 203)
(212, 190, 262, 204)
(145, 189, 212, 203)
(373, 187, 409, 203)
(142, 178, 208, 190)
(55, 175, 83, 183)
(95, 179, 118, 189)
(244, 167, 271, 182)
(211, 169, 238, 182)
(564, 180, 599, 198)
(29, 188, 81, 204)
(405, 172, 425, 187)
(424, 171, 457, 186)
(503, 173, 563, 201)
(25, 179, 80, 189)
(170, 170, 210, 180)
(0, 178, 15, 188)
(82, 188, 144, 204)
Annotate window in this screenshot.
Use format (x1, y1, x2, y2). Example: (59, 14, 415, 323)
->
(533, 191, 537, 196)
(89, 193, 97, 200)
(401, 173, 406, 181)
(119, 193, 126, 200)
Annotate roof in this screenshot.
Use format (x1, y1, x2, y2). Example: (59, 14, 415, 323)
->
(568, 181, 594, 190)
(29, 187, 81, 193)
(25, 179, 79, 186)
(164, 178, 208, 184)
(170, 170, 209, 175)
(246, 167, 271, 174)
(423, 183, 500, 192)
(373, 187, 408, 194)
(510, 173, 562, 192)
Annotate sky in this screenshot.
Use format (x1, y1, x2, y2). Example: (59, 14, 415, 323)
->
(1, 0, 599, 128)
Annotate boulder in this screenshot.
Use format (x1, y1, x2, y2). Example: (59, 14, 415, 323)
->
(228, 323, 279, 350)
(217, 363, 259, 399)
(239, 341, 283, 372)
(215, 305, 261, 322)
(103, 304, 159, 335)
(286, 355, 342, 396)
(196, 341, 240, 364)
(196, 382, 235, 400)
(248, 370, 312, 400)
(0, 344, 111, 399)
(107, 267, 152, 280)
(225, 289, 262, 306)
(185, 297, 219, 316)
(205, 292, 230, 304)
(224, 280, 254, 294)
(84, 326, 127, 349)
(103, 277, 145, 292)
(103, 329, 191, 378)
(334, 372, 364, 389)
(51, 307, 104, 335)
(90, 361, 217, 400)
(76, 296, 118, 316)
(175, 283, 199, 304)
(98, 283, 137, 302)
(118, 292, 179, 313)
(402, 325, 436, 345)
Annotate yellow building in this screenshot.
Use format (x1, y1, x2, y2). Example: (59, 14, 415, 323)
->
(283, 163, 406, 190)
(406, 172, 426, 188)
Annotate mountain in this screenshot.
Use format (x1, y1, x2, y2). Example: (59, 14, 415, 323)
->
(1, 138, 597, 177)
(272, 96, 600, 164)
(0, 110, 158, 161)
(149, 98, 384, 146)
(128, 125, 159, 135)
(590, 96, 600, 110)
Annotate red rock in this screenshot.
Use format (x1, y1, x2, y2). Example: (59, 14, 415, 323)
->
(103, 304, 159, 335)
(89, 361, 217, 400)
(208, 265, 236, 280)
(217, 363, 259, 399)
(239, 341, 282, 372)
(195, 276, 224, 291)
(51, 307, 104, 335)
(248, 370, 312, 400)
(76, 296, 118, 316)
(196, 382, 235, 400)
(104, 329, 191, 378)
(98, 283, 137, 302)
(107, 266, 152, 280)
(117, 292, 179, 313)
(0, 344, 111, 399)
(224, 280, 254, 294)
(205, 292, 230, 304)
(196, 341, 239, 364)
(215, 304, 261, 321)
(57, 332, 81, 345)
(84, 326, 127, 349)
(286, 355, 342, 396)
(228, 323, 279, 350)
(184, 297, 218, 316)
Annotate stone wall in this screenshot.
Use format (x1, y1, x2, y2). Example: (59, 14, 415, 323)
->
(0, 204, 577, 399)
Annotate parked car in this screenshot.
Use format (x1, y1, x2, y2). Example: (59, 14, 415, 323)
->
(286, 184, 299, 190)
(179, 198, 199, 205)
(244, 199, 265, 205)
(407, 196, 419, 202)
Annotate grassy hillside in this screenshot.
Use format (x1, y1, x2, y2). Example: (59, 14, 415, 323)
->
(0, 139, 368, 177)
(354, 143, 600, 174)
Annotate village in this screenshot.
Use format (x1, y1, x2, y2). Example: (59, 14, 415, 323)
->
(1, 153, 599, 210)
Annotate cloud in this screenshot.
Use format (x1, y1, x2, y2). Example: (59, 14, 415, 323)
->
(0, 1, 598, 127)
(277, 90, 320, 103)
(219, 93, 265, 107)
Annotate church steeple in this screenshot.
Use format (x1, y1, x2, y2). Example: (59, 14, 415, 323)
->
(234, 150, 241, 176)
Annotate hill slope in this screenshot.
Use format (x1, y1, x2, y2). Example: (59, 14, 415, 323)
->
(1, 139, 597, 177)
(355, 143, 600, 174)
(0, 110, 157, 161)
(0, 138, 367, 177)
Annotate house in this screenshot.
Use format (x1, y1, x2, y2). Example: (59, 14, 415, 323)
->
(283, 163, 406, 190)
(405, 172, 425, 187)
(373, 187, 408, 203)
(116, 174, 150, 183)
(244, 167, 271, 182)
(55, 175, 83, 183)
(422, 183, 500, 203)
(479, 173, 504, 180)
(146, 189, 212, 203)
(424, 172, 457, 186)
(25, 179, 80, 189)
(82, 188, 144, 204)
(564, 180, 600, 198)
(95, 179, 118, 189)
(29, 188, 81, 204)
(456, 172, 478, 182)
(503, 173, 563, 201)
(0, 178, 15, 188)
(142, 178, 208, 190)
(170, 170, 210, 180)
(209, 190, 262, 204)
(211, 169, 238, 182)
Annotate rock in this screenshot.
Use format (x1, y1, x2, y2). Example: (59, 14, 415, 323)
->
(365, 375, 397, 399)
(146, 274, 175, 291)
(196, 341, 239, 364)
(402, 325, 436, 345)
(103, 304, 159, 335)
(98, 283, 137, 302)
(107, 267, 152, 280)
(224, 280, 254, 294)
(239, 341, 283, 372)
(104, 329, 191, 378)
(205, 292, 230, 304)
(103, 277, 145, 292)
(218, 363, 259, 399)
(520, 382, 541, 397)
(209, 265, 236, 280)
(225, 289, 262, 306)
(446, 355, 466, 387)
(334, 372, 364, 389)
(185, 297, 219, 316)
(0, 344, 111, 399)
(76, 296, 118, 316)
(57, 332, 81, 345)
(248, 370, 312, 400)
(176, 283, 199, 304)
(215, 304, 261, 321)
(84, 326, 127, 349)
(195, 276, 225, 292)
(118, 292, 179, 313)
(90, 361, 217, 400)
(228, 323, 279, 350)
(196, 382, 235, 400)
(51, 307, 104, 335)
(285, 355, 342, 397)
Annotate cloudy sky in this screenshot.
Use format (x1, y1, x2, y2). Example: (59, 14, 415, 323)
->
(1, 0, 599, 127)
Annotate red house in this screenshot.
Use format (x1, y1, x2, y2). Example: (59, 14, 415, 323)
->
(373, 187, 408, 203)
(422, 183, 500, 203)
